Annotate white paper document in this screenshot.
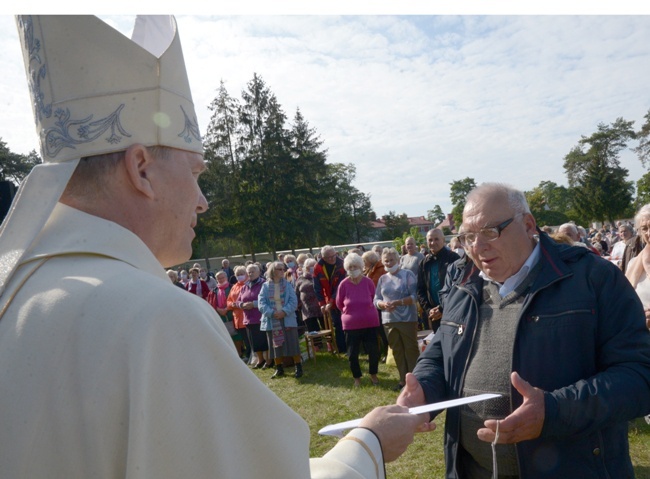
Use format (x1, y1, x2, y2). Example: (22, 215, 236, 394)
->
(318, 393, 501, 437)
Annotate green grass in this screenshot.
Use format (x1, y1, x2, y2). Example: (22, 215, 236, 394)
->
(252, 352, 650, 478)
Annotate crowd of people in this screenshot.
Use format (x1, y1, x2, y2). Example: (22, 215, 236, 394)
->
(171, 203, 650, 448)
(167, 226, 473, 393)
(171, 208, 650, 396)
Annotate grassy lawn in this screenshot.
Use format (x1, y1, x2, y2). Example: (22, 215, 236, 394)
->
(251, 352, 650, 478)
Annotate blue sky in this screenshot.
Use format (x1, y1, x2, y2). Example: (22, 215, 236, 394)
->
(2, 12, 650, 218)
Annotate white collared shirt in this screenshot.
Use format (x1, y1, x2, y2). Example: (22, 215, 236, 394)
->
(479, 242, 541, 298)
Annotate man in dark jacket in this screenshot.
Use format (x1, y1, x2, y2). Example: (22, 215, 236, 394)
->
(417, 228, 459, 332)
(399, 183, 650, 478)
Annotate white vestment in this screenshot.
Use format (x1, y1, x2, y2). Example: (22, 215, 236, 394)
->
(0, 204, 383, 478)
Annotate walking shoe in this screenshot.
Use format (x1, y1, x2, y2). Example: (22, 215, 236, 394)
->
(294, 363, 303, 378)
(253, 360, 265, 369)
(271, 364, 285, 378)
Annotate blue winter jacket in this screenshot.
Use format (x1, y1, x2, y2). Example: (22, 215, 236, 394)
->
(413, 231, 650, 478)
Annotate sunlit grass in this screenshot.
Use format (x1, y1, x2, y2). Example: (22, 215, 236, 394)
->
(251, 351, 650, 478)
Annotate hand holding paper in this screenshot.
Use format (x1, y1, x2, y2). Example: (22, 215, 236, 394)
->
(319, 393, 501, 437)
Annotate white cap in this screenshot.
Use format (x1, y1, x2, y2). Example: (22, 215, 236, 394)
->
(0, 15, 202, 297)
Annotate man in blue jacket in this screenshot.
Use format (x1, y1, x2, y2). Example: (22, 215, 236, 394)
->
(399, 182, 650, 478)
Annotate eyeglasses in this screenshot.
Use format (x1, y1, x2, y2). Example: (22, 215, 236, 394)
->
(458, 216, 517, 247)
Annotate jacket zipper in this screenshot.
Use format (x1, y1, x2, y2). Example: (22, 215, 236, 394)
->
(529, 309, 592, 322)
(452, 283, 481, 477)
(440, 320, 464, 335)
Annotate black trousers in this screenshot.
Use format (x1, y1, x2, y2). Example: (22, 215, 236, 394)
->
(345, 327, 380, 378)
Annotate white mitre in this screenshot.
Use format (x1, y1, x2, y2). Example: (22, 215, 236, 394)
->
(0, 15, 203, 297)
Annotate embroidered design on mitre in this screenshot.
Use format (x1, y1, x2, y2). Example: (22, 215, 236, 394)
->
(178, 105, 202, 144)
(15, 15, 203, 164)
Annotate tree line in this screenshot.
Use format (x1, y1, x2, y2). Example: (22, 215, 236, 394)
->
(195, 74, 375, 263)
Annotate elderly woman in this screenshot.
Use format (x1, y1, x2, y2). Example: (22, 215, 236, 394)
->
(283, 254, 299, 285)
(200, 266, 217, 290)
(227, 266, 251, 363)
(295, 258, 324, 337)
(179, 269, 189, 287)
(208, 271, 245, 358)
(258, 261, 302, 378)
(236, 263, 268, 369)
(166, 269, 185, 289)
(296, 253, 310, 278)
(362, 251, 386, 286)
(185, 267, 209, 300)
(625, 204, 650, 331)
(448, 236, 466, 258)
(374, 247, 420, 391)
(625, 205, 650, 424)
(336, 254, 380, 387)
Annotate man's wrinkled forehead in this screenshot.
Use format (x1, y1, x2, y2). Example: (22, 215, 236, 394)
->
(462, 195, 511, 230)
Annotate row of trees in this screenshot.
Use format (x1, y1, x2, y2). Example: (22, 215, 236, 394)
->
(421, 111, 650, 235)
(195, 74, 376, 262)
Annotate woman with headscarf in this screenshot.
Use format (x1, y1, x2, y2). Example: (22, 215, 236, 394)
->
(258, 261, 302, 378)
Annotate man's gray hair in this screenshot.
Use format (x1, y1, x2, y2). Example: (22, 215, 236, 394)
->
(465, 183, 531, 216)
(635, 204, 650, 229)
(426, 228, 444, 238)
(321, 245, 336, 256)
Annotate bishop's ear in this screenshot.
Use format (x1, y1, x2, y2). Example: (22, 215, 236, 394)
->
(124, 144, 156, 199)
